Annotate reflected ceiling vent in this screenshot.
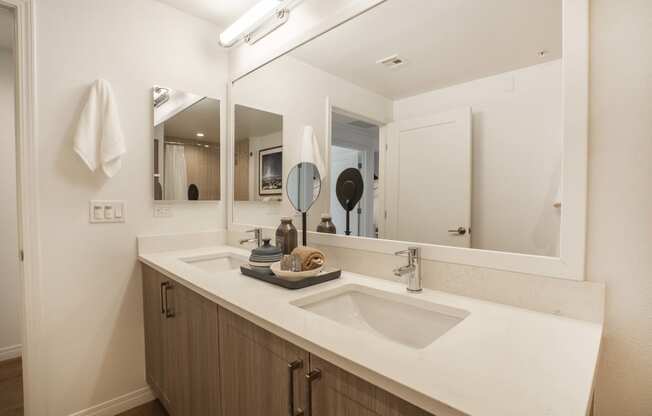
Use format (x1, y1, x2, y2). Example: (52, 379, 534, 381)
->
(376, 54, 407, 69)
(349, 120, 376, 129)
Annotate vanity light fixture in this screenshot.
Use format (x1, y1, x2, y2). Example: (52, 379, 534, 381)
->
(219, 0, 283, 47)
(196, 132, 205, 138)
(218, 0, 304, 47)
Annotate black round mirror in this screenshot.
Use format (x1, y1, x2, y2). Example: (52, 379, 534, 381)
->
(336, 168, 364, 211)
(286, 162, 322, 213)
(335, 168, 364, 236)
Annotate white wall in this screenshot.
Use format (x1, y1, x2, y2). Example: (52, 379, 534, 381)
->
(232, 54, 392, 230)
(34, 0, 228, 414)
(587, 0, 652, 414)
(395, 60, 562, 257)
(0, 43, 21, 356)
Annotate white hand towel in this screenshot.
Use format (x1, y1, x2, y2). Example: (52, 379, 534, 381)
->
(73, 79, 126, 178)
(299, 125, 326, 178)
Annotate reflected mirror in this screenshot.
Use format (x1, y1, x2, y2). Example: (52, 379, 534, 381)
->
(233, 104, 284, 226)
(153, 86, 221, 201)
(231, 0, 563, 257)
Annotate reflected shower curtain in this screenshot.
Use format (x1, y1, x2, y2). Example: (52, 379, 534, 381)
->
(164, 144, 188, 200)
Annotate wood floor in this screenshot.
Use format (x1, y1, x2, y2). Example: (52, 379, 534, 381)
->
(116, 400, 168, 416)
(0, 358, 22, 416)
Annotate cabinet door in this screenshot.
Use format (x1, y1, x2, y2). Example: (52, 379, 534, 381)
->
(219, 306, 309, 416)
(309, 355, 434, 416)
(142, 265, 171, 409)
(171, 284, 221, 416)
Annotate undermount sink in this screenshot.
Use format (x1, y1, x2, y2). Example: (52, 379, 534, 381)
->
(292, 285, 468, 349)
(182, 253, 247, 273)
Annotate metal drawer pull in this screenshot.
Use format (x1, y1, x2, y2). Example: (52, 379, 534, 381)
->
(288, 360, 304, 416)
(160, 282, 167, 315)
(164, 283, 175, 318)
(305, 369, 321, 416)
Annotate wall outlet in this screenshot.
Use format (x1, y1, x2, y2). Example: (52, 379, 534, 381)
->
(90, 201, 125, 223)
(154, 205, 173, 218)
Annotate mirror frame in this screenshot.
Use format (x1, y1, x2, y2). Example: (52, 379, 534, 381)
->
(227, 0, 588, 281)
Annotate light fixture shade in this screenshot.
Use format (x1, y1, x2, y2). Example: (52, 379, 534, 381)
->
(299, 125, 326, 177)
(219, 0, 283, 47)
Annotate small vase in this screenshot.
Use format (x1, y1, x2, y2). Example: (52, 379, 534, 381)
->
(276, 217, 298, 255)
(317, 214, 336, 234)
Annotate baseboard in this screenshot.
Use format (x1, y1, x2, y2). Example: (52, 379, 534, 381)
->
(68, 386, 155, 416)
(0, 344, 22, 362)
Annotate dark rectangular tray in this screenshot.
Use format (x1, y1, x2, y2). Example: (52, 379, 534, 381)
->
(240, 265, 341, 289)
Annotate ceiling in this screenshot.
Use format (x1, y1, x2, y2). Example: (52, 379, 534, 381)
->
(0, 6, 14, 51)
(290, 0, 562, 99)
(156, 0, 261, 28)
(235, 104, 283, 141)
(164, 98, 221, 143)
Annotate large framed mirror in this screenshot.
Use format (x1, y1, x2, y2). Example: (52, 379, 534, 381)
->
(153, 86, 222, 201)
(228, 0, 588, 280)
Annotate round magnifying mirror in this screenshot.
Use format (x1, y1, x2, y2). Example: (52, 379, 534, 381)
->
(287, 162, 322, 213)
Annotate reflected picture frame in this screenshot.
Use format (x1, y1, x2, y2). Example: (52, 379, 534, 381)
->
(259, 145, 283, 196)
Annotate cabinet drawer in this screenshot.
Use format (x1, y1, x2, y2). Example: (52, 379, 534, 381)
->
(310, 355, 434, 416)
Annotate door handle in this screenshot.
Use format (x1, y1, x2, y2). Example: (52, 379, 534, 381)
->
(448, 227, 467, 235)
(305, 369, 321, 416)
(288, 360, 304, 416)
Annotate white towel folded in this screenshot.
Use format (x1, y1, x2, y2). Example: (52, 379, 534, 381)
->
(73, 79, 126, 178)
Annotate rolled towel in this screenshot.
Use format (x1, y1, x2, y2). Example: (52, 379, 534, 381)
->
(291, 246, 325, 271)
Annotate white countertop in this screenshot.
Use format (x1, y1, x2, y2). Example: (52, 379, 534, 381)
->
(139, 245, 602, 416)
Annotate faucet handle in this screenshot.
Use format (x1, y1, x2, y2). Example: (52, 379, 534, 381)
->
(395, 247, 420, 257)
(241, 228, 263, 247)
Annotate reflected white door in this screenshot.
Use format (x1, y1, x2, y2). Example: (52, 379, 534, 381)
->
(389, 107, 472, 247)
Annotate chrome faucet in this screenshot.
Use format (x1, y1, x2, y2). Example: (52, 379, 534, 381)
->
(394, 247, 422, 293)
(239, 228, 263, 248)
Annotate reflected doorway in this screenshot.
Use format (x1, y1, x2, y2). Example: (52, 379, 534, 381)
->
(330, 110, 381, 238)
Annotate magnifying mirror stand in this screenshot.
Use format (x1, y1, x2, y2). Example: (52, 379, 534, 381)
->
(345, 208, 351, 236)
(302, 211, 308, 246)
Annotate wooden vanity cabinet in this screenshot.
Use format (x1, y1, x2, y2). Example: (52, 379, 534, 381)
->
(142, 266, 221, 415)
(218, 306, 309, 416)
(143, 265, 434, 416)
(142, 266, 172, 410)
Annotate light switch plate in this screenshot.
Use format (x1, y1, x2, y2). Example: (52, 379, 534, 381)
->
(89, 201, 126, 223)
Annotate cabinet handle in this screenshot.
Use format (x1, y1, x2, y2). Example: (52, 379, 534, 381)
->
(160, 282, 167, 315)
(164, 283, 175, 318)
(288, 360, 304, 416)
(305, 369, 321, 416)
